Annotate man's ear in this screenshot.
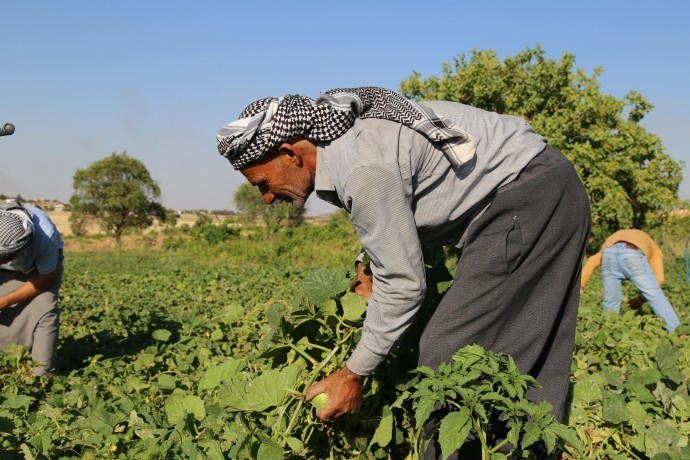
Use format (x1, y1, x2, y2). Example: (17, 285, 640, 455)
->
(277, 142, 303, 167)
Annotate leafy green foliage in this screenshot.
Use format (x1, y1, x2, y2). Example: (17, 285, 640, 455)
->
(69, 152, 165, 242)
(399, 46, 683, 249)
(574, 256, 690, 459)
(0, 227, 688, 458)
(411, 345, 581, 458)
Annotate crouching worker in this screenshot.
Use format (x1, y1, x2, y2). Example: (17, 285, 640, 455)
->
(581, 228, 680, 333)
(0, 201, 63, 377)
(216, 87, 591, 458)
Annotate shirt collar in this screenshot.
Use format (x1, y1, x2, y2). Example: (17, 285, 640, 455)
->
(314, 143, 335, 192)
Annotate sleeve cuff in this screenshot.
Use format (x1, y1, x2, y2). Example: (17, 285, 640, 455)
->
(346, 342, 387, 376)
(354, 249, 367, 267)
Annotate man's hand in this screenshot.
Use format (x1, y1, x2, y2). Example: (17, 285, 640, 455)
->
(305, 366, 364, 421)
(351, 263, 373, 302)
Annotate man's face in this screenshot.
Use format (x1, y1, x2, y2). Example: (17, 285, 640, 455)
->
(240, 145, 316, 208)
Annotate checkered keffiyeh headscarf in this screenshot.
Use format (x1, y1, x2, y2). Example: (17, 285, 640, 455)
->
(0, 202, 34, 260)
(216, 87, 476, 170)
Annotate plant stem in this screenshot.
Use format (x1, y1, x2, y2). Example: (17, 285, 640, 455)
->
(284, 345, 341, 436)
(303, 340, 331, 353)
(611, 435, 642, 460)
(472, 417, 490, 460)
(490, 438, 510, 453)
(288, 343, 318, 366)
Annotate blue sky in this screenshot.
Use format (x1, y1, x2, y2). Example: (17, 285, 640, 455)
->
(1, 0, 688, 214)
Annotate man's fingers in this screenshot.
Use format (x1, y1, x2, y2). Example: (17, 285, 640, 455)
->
(316, 403, 349, 421)
(305, 382, 324, 401)
(315, 405, 338, 421)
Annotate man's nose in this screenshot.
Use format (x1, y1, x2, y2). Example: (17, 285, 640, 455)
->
(259, 185, 275, 204)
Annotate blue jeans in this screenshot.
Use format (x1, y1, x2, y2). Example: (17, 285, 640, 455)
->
(601, 243, 680, 332)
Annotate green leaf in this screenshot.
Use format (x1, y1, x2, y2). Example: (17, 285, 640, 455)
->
(222, 301, 244, 323)
(550, 423, 582, 455)
(87, 404, 116, 436)
(521, 421, 541, 450)
(156, 374, 177, 390)
(210, 328, 224, 341)
(301, 268, 351, 306)
(222, 365, 300, 412)
(318, 298, 338, 317)
(202, 440, 225, 460)
(152, 329, 172, 342)
(628, 367, 662, 386)
(257, 441, 284, 460)
(572, 379, 600, 405)
(19, 444, 35, 460)
(655, 344, 684, 383)
(438, 408, 472, 460)
(198, 358, 243, 391)
(1, 394, 35, 409)
(629, 433, 646, 452)
(626, 400, 650, 424)
(415, 366, 436, 378)
(602, 391, 630, 424)
(27, 432, 53, 453)
(567, 404, 587, 424)
(645, 420, 681, 458)
(600, 370, 624, 388)
(414, 397, 437, 430)
(285, 437, 304, 454)
(542, 425, 556, 453)
(506, 420, 521, 448)
(340, 292, 367, 321)
(165, 395, 206, 424)
(370, 406, 393, 448)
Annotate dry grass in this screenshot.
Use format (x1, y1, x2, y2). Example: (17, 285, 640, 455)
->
(46, 211, 333, 252)
(46, 211, 199, 237)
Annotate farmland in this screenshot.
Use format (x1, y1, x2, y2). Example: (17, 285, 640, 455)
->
(1, 216, 689, 459)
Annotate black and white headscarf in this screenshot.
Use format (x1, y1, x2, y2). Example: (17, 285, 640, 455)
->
(0, 202, 33, 260)
(216, 87, 476, 170)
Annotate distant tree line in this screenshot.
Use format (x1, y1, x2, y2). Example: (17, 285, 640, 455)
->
(62, 46, 684, 248)
(400, 45, 683, 249)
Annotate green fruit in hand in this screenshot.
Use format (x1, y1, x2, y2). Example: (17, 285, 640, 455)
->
(311, 393, 329, 410)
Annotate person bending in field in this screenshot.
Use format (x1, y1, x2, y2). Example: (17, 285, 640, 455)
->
(215, 87, 591, 458)
(0, 201, 63, 377)
(581, 229, 680, 333)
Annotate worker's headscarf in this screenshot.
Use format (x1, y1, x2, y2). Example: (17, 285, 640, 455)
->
(0, 202, 33, 260)
(216, 87, 476, 170)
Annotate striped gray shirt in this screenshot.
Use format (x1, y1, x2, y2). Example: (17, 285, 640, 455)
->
(315, 101, 546, 376)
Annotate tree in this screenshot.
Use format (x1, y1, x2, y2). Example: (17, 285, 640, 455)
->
(399, 46, 683, 249)
(233, 182, 305, 236)
(69, 152, 165, 243)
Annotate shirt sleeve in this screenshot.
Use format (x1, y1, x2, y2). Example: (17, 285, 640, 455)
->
(580, 251, 602, 289)
(344, 161, 427, 376)
(33, 231, 62, 274)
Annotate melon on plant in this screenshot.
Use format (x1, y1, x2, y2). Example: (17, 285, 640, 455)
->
(310, 393, 329, 409)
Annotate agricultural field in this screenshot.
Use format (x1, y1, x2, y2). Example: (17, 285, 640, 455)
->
(1, 218, 689, 459)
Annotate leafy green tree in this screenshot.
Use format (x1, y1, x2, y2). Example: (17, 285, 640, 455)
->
(399, 46, 683, 249)
(69, 151, 165, 242)
(233, 182, 305, 236)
